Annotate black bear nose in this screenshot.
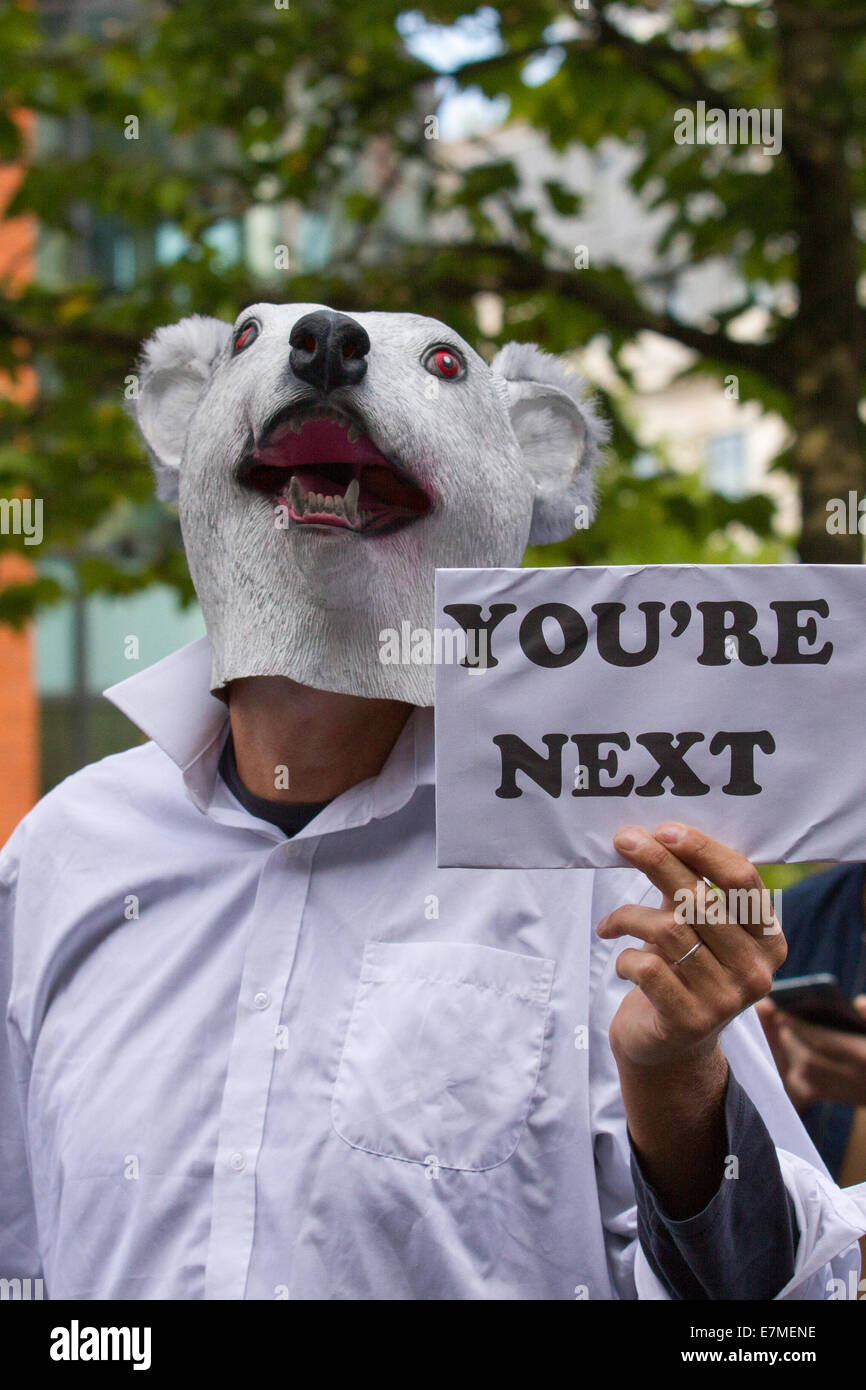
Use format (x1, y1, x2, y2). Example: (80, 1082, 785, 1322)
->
(289, 310, 370, 392)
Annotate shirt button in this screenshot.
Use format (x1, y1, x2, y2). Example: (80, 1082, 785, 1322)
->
(229, 1151, 245, 1172)
(253, 991, 270, 1011)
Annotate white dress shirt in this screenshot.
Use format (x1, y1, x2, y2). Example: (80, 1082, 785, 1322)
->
(2, 636, 865, 1300)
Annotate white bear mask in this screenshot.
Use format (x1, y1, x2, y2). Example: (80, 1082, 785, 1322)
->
(132, 303, 605, 705)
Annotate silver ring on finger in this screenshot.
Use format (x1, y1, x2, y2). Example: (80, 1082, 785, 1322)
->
(672, 940, 705, 969)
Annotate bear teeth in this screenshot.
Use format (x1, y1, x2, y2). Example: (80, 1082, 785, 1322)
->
(285, 475, 366, 526)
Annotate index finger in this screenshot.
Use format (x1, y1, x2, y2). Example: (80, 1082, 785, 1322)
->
(652, 822, 765, 897)
(612, 825, 699, 904)
(651, 821, 781, 947)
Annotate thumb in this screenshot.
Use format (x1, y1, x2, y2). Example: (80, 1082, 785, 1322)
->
(854, 995, 866, 1016)
(755, 997, 788, 1074)
(755, 997, 777, 1024)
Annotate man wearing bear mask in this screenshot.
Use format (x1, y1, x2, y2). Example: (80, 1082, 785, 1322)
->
(1, 302, 865, 1301)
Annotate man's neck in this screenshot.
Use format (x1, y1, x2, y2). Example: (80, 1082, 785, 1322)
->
(226, 675, 414, 804)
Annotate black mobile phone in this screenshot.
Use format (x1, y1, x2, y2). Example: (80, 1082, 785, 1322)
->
(770, 973, 866, 1036)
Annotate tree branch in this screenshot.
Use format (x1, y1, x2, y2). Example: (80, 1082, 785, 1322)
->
(442, 11, 733, 112)
(774, 3, 866, 31)
(365, 240, 785, 384)
(594, 9, 731, 111)
(0, 309, 138, 354)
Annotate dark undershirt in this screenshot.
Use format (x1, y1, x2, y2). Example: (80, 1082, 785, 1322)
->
(218, 733, 331, 837)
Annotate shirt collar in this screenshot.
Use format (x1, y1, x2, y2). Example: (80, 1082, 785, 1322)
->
(103, 636, 434, 832)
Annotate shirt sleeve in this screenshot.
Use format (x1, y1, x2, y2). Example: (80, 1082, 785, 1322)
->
(0, 844, 43, 1284)
(630, 1066, 797, 1300)
(590, 871, 866, 1302)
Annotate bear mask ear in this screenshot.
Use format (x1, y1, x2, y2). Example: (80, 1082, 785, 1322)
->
(131, 314, 232, 501)
(491, 341, 608, 545)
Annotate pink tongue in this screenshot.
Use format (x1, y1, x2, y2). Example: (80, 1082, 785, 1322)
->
(265, 418, 384, 467)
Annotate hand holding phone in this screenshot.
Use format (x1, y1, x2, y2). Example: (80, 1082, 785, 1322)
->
(758, 977, 866, 1111)
(770, 973, 866, 1036)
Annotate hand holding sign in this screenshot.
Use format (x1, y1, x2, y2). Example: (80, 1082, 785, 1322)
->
(597, 821, 786, 1068)
(434, 564, 866, 1216)
(597, 819, 788, 1219)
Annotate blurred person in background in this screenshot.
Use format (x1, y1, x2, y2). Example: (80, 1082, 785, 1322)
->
(759, 866, 866, 1188)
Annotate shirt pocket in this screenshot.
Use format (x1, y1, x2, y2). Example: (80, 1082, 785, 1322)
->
(331, 940, 555, 1172)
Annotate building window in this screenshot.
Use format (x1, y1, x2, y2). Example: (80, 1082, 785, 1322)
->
(155, 219, 243, 269)
(36, 564, 206, 792)
(297, 211, 332, 270)
(632, 450, 658, 479)
(112, 232, 136, 289)
(155, 222, 188, 265)
(706, 431, 746, 499)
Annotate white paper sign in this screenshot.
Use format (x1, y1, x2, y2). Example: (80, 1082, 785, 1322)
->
(434, 564, 866, 869)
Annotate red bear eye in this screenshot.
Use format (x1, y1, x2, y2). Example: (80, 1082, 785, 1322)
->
(426, 347, 463, 380)
(233, 321, 259, 354)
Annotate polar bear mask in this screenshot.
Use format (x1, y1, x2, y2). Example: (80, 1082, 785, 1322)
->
(133, 302, 605, 705)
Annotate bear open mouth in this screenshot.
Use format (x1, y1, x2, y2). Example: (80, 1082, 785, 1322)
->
(237, 407, 432, 536)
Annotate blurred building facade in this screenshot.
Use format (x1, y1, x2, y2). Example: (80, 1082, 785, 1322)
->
(0, 118, 40, 841)
(449, 123, 797, 536)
